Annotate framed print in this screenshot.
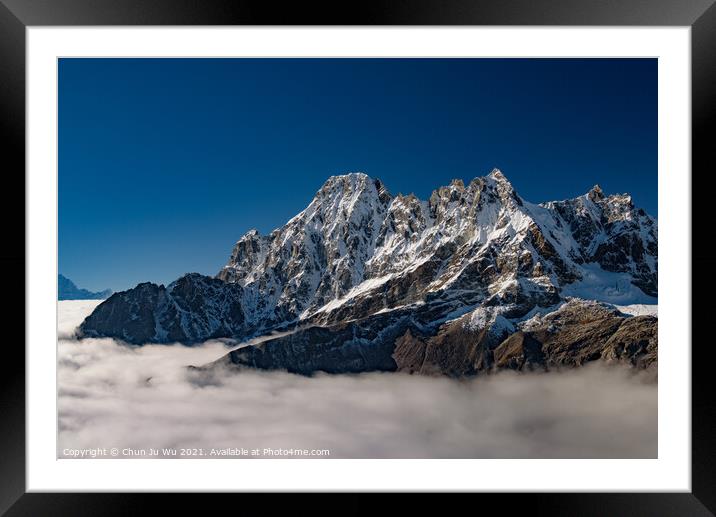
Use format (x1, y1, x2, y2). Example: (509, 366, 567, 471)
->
(1, 0, 714, 514)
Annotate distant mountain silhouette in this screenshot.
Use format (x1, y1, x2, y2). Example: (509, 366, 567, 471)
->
(59, 274, 112, 300)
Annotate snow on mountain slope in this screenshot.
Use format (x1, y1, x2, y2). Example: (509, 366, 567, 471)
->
(613, 304, 658, 317)
(560, 263, 658, 305)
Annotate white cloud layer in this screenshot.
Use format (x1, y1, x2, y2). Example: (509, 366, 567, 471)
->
(58, 301, 657, 459)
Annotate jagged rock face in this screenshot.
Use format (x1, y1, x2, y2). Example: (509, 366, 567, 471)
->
(79, 170, 657, 345)
(79, 274, 246, 344)
(200, 300, 656, 377)
(601, 315, 658, 368)
(214, 313, 412, 375)
(79, 282, 163, 343)
(543, 186, 658, 296)
(217, 173, 392, 325)
(514, 300, 657, 370)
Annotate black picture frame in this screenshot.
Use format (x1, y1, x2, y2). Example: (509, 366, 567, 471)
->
(1, 1, 713, 514)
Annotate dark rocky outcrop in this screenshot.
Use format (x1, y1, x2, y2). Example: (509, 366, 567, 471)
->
(602, 315, 658, 368)
(515, 301, 657, 370)
(197, 300, 656, 377)
(208, 313, 418, 375)
(78, 273, 246, 344)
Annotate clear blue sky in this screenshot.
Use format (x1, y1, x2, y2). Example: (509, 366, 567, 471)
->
(59, 58, 657, 292)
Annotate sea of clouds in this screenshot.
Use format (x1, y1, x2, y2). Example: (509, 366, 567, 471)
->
(58, 300, 657, 459)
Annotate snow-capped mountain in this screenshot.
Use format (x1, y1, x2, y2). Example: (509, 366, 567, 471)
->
(79, 170, 657, 363)
(216, 169, 656, 327)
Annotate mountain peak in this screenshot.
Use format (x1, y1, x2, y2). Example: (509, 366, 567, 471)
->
(322, 171, 371, 185)
(588, 184, 605, 202)
(318, 172, 370, 194)
(315, 172, 392, 206)
(485, 168, 515, 190)
(237, 228, 260, 241)
(482, 168, 520, 205)
(489, 168, 507, 181)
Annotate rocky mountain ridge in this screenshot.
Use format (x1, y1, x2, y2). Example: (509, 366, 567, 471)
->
(78, 170, 657, 376)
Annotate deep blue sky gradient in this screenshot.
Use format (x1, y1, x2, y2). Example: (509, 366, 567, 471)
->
(59, 58, 657, 292)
